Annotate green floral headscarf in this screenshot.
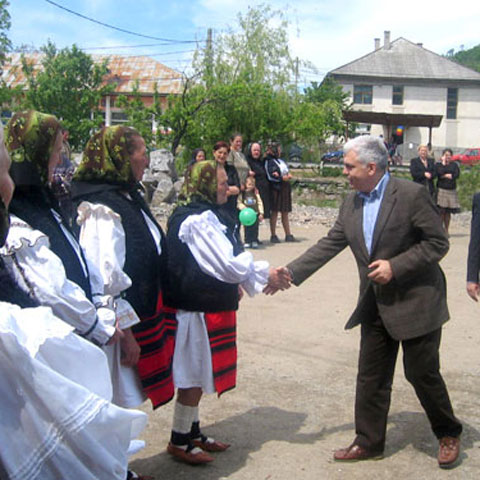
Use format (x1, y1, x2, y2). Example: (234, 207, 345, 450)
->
(74, 125, 141, 185)
(6, 110, 62, 186)
(178, 160, 218, 206)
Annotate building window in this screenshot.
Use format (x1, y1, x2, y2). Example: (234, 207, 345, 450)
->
(355, 123, 371, 135)
(392, 86, 403, 105)
(447, 88, 458, 119)
(353, 85, 372, 104)
(111, 111, 128, 125)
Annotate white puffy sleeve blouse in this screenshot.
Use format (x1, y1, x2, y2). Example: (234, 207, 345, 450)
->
(1, 215, 116, 345)
(178, 210, 269, 296)
(76, 201, 143, 330)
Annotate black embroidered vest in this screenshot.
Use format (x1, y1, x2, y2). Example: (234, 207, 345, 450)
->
(73, 185, 165, 318)
(9, 188, 92, 300)
(164, 202, 240, 312)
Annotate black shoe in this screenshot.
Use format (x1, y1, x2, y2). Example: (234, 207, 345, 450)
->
(270, 235, 280, 244)
(285, 234, 297, 242)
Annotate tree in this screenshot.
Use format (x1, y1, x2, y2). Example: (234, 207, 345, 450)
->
(450, 44, 480, 72)
(21, 42, 112, 149)
(297, 77, 352, 145)
(116, 82, 156, 146)
(119, 5, 298, 159)
(0, 0, 14, 113)
(118, 4, 349, 161)
(200, 4, 296, 89)
(0, 0, 11, 65)
(304, 77, 350, 106)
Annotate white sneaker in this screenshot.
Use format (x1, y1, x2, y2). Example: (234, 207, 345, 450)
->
(244, 243, 251, 248)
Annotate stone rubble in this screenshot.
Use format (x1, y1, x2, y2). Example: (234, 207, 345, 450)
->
(151, 202, 472, 232)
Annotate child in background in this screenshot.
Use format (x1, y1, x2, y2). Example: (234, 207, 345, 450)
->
(238, 176, 264, 248)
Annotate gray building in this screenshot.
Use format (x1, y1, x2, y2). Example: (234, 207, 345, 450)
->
(328, 31, 480, 158)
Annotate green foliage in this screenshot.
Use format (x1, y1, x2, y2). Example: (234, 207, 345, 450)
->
(118, 4, 349, 157)
(21, 42, 112, 150)
(0, 0, 11, 64)
(0, 0, 14, 113)
(188, 4, 297, 149)
(201, 4, 295, 89)
(116, 83, 155, 146)
(449, 44, 480, 73)
(457, 164, 480, 210)
(304, 77, 349, 106)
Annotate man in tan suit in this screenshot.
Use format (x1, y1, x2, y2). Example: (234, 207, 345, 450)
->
(266, 135, 462, 468)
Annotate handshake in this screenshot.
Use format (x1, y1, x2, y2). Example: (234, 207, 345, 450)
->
(263, 266, 292, 295)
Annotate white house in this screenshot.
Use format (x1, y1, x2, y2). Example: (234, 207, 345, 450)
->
(328, 31, 480, 158)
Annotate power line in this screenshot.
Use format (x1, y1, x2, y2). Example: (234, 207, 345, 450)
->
(95, 49, 196, 58)
(82, 42, 203, 51)
(44, 0, 198, 44)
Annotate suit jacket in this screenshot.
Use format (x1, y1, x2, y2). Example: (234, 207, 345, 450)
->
(287, 176, 450, 341)
(467, 192, 480, 283)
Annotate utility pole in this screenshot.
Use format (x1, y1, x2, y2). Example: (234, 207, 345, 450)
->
(206, 28, 213, 88)
(295, 57, 299, 93)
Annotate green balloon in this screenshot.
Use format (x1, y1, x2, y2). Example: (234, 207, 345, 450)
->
(239, 207, 257, 226)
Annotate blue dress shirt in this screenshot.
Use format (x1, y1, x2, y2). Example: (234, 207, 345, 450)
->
(358, 172, 390, 255)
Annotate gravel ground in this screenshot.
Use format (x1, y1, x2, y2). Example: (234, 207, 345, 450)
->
(131, 205, 479, 480)
(152, 202, 472, 231)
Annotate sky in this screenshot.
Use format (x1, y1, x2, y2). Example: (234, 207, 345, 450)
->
(8, 0, 480, 84)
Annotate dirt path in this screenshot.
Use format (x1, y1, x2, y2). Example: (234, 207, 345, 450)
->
(130, 217, 480, 479)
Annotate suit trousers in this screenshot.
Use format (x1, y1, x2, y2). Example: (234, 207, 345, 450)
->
(354, 314, 462, 452)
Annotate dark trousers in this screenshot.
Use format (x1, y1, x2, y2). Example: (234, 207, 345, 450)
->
(244, 219, 259, 243)
(354, 315, 462, 452)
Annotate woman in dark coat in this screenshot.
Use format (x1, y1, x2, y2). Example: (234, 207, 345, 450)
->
(246, 142, 270, 221)
(410, 144, 436, 197)
(264, 142, 295, 243)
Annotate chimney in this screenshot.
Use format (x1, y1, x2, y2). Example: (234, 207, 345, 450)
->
(384, 30, 391, 49)
(417, 43, 423, 48)
(374, 38, 380, 50)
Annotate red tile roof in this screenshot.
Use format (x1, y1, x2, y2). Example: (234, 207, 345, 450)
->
(2, 53, 183, 95)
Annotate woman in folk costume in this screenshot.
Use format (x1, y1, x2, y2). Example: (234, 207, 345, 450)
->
(5, 110, 122, 348)
(0, 124, 147, 480)
(71, 125, 176, 411)
(164, 160, 269, 464)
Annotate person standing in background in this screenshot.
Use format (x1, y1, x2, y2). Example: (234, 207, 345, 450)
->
(228, 133, 251, 188)
(265, 142, 295, 243)
(435, 148, 460, 235)
(246, 142, 270, 229)
(410, 144, 436, 197)
(237, 175, 264, 248)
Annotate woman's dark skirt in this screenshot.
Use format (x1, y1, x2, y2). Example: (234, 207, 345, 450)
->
(270, 181, 292, 213)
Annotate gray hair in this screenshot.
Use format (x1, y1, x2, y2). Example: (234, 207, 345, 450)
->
(343, 136, 388, 171)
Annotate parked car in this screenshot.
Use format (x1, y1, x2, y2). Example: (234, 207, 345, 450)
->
(321, 150, 343, 164)
(452, 148, 480, 166)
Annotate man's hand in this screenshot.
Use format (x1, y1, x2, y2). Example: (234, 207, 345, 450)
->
(120, 328, 141, 366)
(367, 259, 393, 285)
(467, 282, 480, 302)
(263, 266, 292, 295)
(106, 324, 124, 346)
